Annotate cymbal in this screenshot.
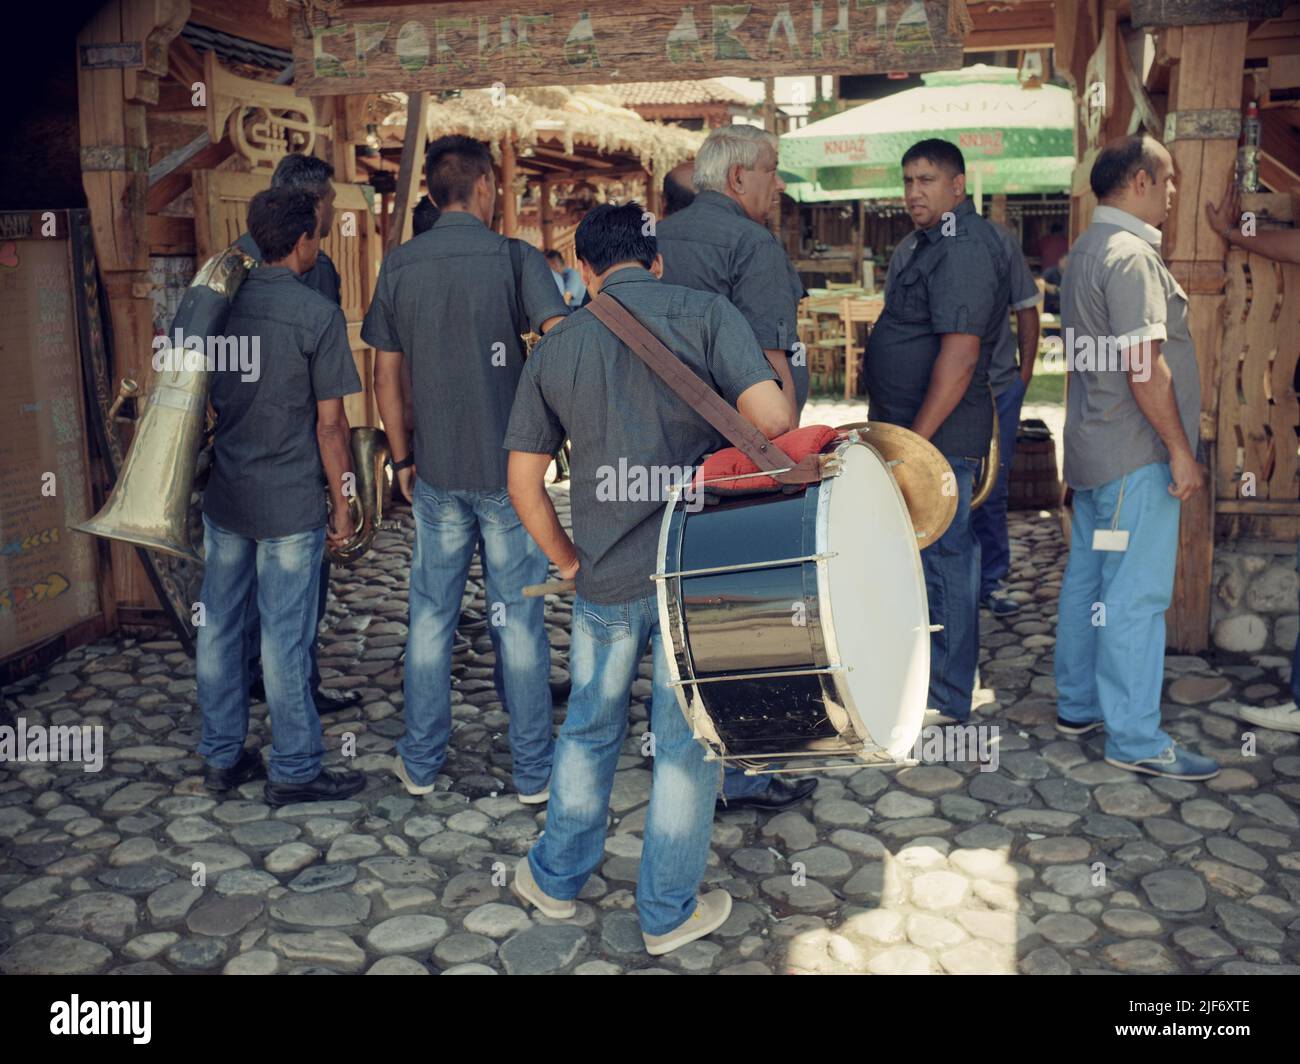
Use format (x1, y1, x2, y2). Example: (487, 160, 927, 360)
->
(837, 421, 957, 550)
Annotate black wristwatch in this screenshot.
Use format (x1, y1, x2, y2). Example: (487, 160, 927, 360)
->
(392, 455, 414, 471)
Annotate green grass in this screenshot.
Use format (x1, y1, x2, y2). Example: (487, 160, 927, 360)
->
(1025, 369, 1065, 406)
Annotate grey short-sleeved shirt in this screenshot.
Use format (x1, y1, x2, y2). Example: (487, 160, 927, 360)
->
(1061, 205, 1200, 491)
(657, 190, 809, 410)
(503, 266, 777, 605)
(988, 222, 1042, 395)
(866, 197, 1009, 456)
(202, 267, 362, 540)
(360, 211, 569, 491)
(234, 231, 341, 306)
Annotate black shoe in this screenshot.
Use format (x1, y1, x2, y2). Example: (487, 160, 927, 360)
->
(204, 748, 265, 794)
(1056, 715, 1104, 736)
(263, 768, 366, 807)
(716, 776, 818, 812)
(313, 686, 362, 714)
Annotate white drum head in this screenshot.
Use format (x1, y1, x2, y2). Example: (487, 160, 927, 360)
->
(818, 441, 930, 760)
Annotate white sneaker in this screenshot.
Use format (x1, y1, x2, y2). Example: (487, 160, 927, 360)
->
(1236, 701, 1300, 734)
(643, 890, 733, 956)
(510, 856, 575, 919)
(518, 787, 550, 805)
(392, 754, 435, 796)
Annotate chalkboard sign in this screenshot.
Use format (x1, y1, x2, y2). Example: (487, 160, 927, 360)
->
(0, 210, 105, 667)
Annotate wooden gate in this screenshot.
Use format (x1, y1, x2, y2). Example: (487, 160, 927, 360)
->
(192, 169, 382, 428)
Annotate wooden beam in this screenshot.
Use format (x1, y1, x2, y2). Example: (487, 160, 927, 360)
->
(148, 212, 195, 254)
(1161, 19, 1250, 653)
(1119, 26, 1164, 136)
(168, 35, 203, 90)
(386, 89, 426, 253)
(146, 134, 232, 212)
(189, 0, 292, 49)
(500, 135, 518, 238)
(540, 178, 554, 250)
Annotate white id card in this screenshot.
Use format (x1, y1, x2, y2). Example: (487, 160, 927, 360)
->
(1093, 529, 1130, 552)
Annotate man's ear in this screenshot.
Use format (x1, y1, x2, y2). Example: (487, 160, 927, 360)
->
(953, 171, 967, 198)
(578, 259, 595, 286)
(728, 162, 746, 195)
(650, 253, 664, 279)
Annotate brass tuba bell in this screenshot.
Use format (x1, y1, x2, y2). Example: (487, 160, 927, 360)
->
(72, 247, 256, 561)
(327, 426, 392, 565)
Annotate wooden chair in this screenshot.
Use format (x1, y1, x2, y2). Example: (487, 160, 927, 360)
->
(841, 296, 885, 400)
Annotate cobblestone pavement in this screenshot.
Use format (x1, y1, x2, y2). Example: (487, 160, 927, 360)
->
(2, 401, 1299, 975)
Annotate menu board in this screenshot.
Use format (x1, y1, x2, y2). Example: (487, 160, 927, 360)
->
(0, 214, 102, 658)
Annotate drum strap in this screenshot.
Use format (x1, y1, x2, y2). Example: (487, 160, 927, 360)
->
(587, 292, 822, 485)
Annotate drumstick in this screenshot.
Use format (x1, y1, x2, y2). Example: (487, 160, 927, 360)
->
(523, 578, 576, 598)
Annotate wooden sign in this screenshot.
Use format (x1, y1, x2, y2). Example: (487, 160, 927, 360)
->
(0, 213, 103, 662)
(292, 1, 964, 95)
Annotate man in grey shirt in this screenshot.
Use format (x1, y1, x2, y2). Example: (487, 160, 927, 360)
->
(229, 152, 357, 716)
(884, 210, 1042, 618)
(657, 124, 816, 810)
(658, 124, 807, 420)
(1055, 133, 1217, 781)
(503, 202, 793, 955)
(363, 135, 569, 803)
(197, 187, 365, 807)
(867, 139, 1009, 727)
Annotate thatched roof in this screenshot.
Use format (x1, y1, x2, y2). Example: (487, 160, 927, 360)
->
(379, 86, 704, 178)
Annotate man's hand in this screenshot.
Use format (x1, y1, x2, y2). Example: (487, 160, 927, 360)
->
(327, 505, 358, 550)
(1169, 449, 1206, 501)
(397, 465, 415, 504)
(557, 557, 580, 581)
(1205, 181, 1240, 241)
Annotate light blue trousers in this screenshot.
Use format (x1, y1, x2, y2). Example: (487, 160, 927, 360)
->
(1054, 462, 1179, 763)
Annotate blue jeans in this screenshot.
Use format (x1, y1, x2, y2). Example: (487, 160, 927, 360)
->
(923, 456, 981, 720)
(972, 374, 1027, 598)
(1054, 462, 1178, 763)
(1293, 541, 1300, 704)
(246, 558, 330, 692)
(398, 479, 553, 794)
(197, 516, 325, 783)
(528, 593, 718, 936)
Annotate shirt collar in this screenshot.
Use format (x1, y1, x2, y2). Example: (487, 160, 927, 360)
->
(433, 210, 488, 230)
(694, 189, 747, 219)
(601, 265, 656, 288)
(1092, 205, 1163, 249)
(252, 265, 299, 281)
(919, 197, 976, 244)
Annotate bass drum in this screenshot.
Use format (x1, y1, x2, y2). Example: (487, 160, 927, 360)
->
(655, 439, 929, 770)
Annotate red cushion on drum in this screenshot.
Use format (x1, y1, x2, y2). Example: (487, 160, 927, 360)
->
(696, 424, 841, 493)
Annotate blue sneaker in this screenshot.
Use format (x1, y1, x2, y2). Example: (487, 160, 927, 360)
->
(1105, 744, 1220, 781)
(982, 590, 1021, 616)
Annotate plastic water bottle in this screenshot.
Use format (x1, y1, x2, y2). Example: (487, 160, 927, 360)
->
(1238, 101, 1261, 193)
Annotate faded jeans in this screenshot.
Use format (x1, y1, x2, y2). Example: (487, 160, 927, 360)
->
(397, 478, 553, 794)
(196, 516, 325, 783)
(528, 593, 717, 936)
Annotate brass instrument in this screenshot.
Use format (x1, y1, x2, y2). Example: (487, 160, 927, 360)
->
(75, 245, 391, 569)
(970, 399, 1001, 512)
(328, 427, 392, 565)
(73, 246, 256, 561)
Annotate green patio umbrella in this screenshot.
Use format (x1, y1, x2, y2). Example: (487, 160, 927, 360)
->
(780, 65, 1075, 204)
